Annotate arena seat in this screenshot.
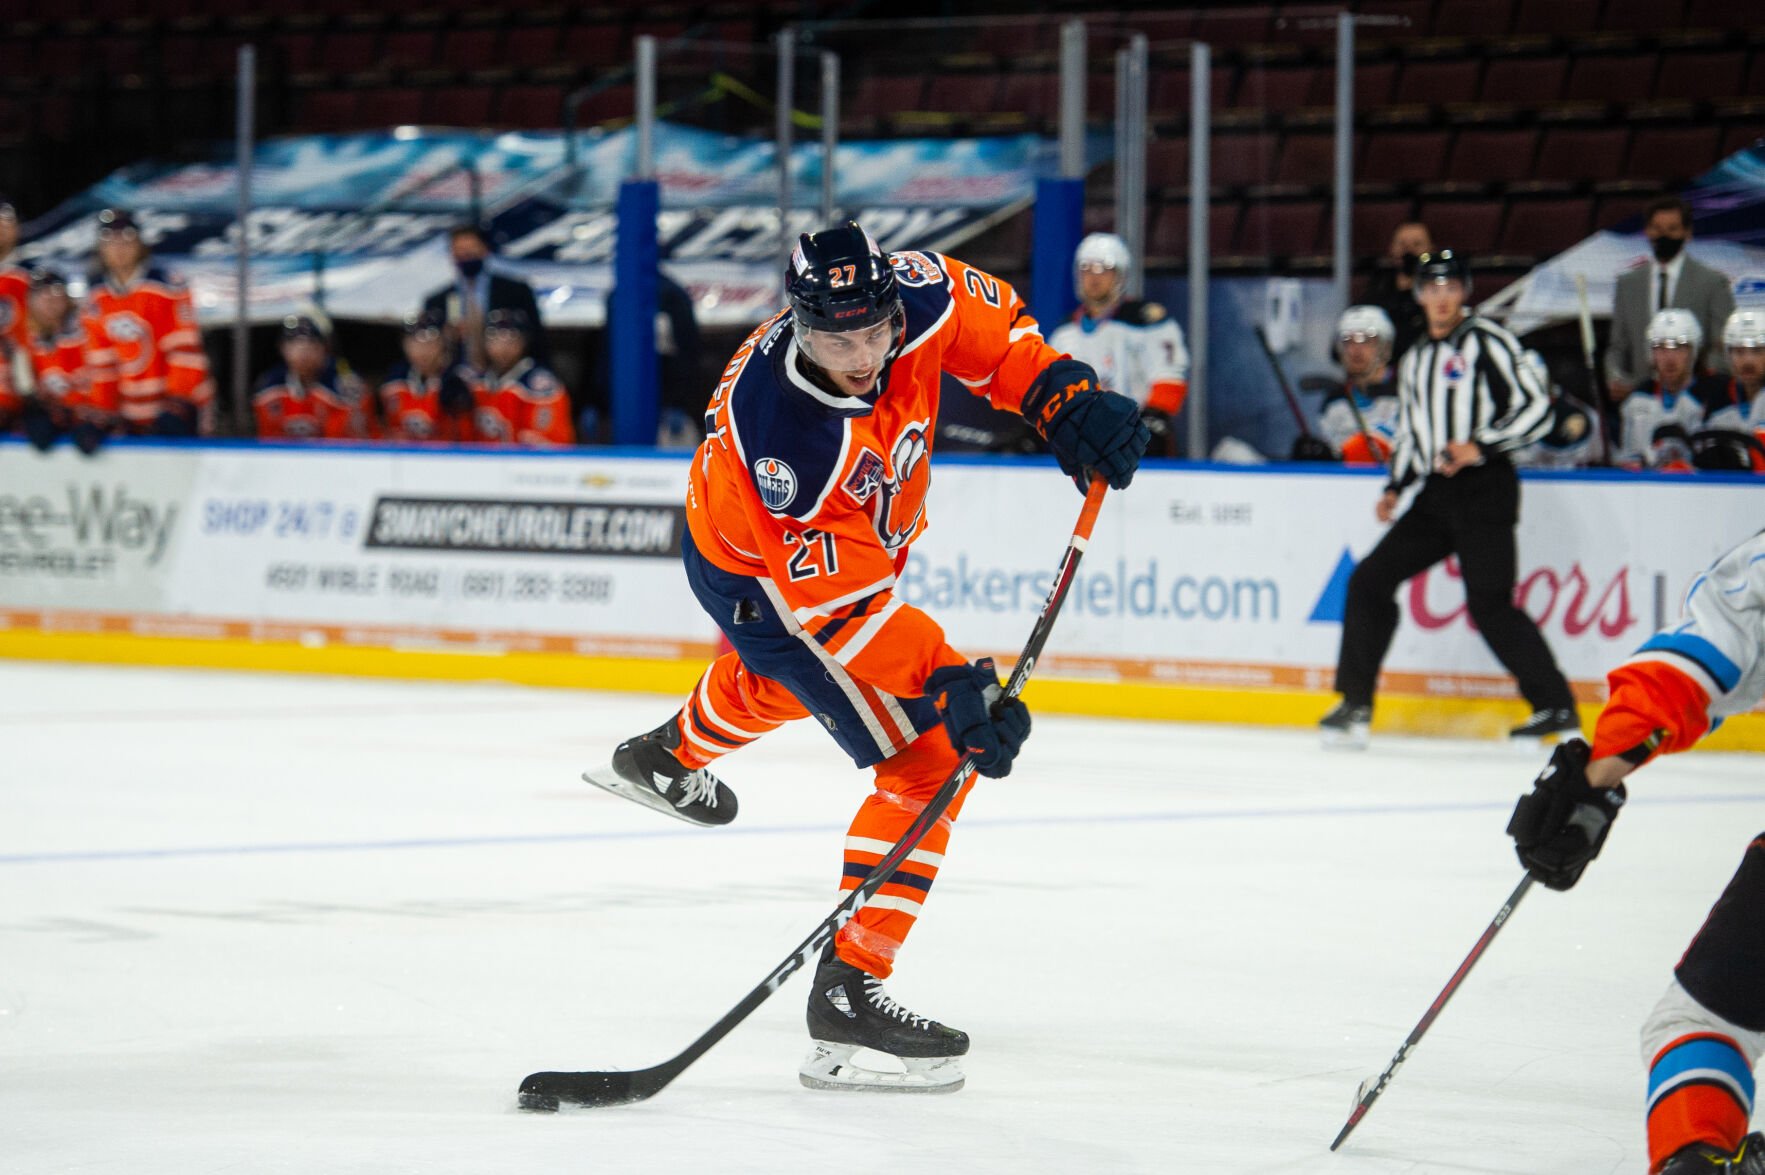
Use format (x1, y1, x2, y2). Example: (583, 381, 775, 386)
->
(1478, 57, 1566, 105)
(1497, 197, 1591, 258)
(1653, 51, 1746, 103)
(1417, 199, 1506, 254)
(1448, 128, 1540, 184)
(1394, 59, 1481, 106)
(1534, 126, 1630, 182)
(1626, 125, 1722, 184)
(1361, 130, 1451, 185)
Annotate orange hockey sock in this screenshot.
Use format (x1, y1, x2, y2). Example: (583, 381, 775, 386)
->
(833, 726, 971, 979)
(1646, 1033, 1755, 1172)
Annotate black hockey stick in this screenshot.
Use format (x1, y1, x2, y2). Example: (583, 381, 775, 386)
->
(1572, 273, 1615, 465)
(1329, 872, 1536, 1150)
(1253, 324, 1320, 440)
(518, 476, 1113, 1111)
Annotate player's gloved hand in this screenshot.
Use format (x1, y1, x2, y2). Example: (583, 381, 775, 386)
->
(20, 399, 60, 452)
(1289, 433, 1338, 462)
(1140, 408, 1179, 458)
(1023, 358, 1150, 491)
(1505, 739, 1626, 891)
(71, 418, 107, 456)
(151, 400, 198, 437)
(438, 371, 474, 417)
(926, 658, 1031, 779)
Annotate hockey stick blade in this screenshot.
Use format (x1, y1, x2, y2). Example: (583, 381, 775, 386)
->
(517, 477, 1112, 1111)
(1328, 872, 1536, 1150)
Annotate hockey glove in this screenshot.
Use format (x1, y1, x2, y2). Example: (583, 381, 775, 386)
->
(1505, 739, 1626, 891)
(927, 658, 1031, 779)
(1023, 358, 1150, 491)
(1289, 433, 1339, 462)
(21, 398, 60, 453)
(71, 418, 107, 457)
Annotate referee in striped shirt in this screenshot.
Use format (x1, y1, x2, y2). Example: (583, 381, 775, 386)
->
(1320, 249, 1580, 748)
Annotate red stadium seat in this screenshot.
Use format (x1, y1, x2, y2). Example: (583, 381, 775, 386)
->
(1497, 198, 1591, 258)
(1234, 66, 1322, 111)
(430, 85, 496, 128)
(575, 83, 633, 124)
(1356, 1, 1433, 40)
(440, 28, 502, 72)
(982, 23, 1058, 59)
(504, 26, 561, 68)
(1150, 68, 1239, 116)
(1147, 136, 1190, 190)
(1345, 61, 1397, 108)
(1564, 54, 1657, 103)
(1360, 130, 1450, 184)
(1683, 0, 1753, 31)
(355, 87, 427, 129)
(1236, 201, 1327, 257)
(849, 74, 924, 119)
(1276, 132, 1337, 185)
(1192, 9, 1273, 46)
(383, 30, 439, 73)
(1533, 127, 1629, 182)
(1430, 0, 1513, 37)
(922, 73, 1000, 114)
(1626, 126, 1722, 184)
(1416, 200, 1506, 255)
(96, 37, 144, 77)
(276, 34, 321, 75)
(1353, 198, 1417, 256)
(1209, 131, 1279, 188)
(1652, 51, 1746, 102)
(321, 31, 381, 76)
(1594, 194, 1654, 231)
(1511, 0, 1601, 36)
(1148, 203, 1238, 259)
(296, 90, 358, 134)
(560, 24, 627, 69)
(1447, 128, 1540, 184)
(996, 72, 1059, 121)
(1600, 0, 1681, 32)
(1394, 60, 1481, 107)
(496, 84, 564, 129)
(1721, 124, 1765, 158)
(1478, 57, 1566, 105)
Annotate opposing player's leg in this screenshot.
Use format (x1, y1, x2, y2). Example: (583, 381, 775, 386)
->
(802, 725, 978, 1093)
(1645, 836, 1765, 1173)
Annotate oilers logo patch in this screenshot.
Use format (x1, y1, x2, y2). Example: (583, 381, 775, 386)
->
(753, 457, 798, 510)
(1443, 353, 1467, 382)
(842, 449, 885, 503)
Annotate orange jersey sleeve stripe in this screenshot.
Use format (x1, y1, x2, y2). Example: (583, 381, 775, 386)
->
(1591, 660, 1714, 764)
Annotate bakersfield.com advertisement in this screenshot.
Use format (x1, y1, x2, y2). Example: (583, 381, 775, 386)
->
(0, 441, 1756, 701)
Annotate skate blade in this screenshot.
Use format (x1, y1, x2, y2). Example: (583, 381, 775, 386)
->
(579, 763, 709, 827)
(1319, 727, 1369, 752)
(798, 1041, 965, 1094)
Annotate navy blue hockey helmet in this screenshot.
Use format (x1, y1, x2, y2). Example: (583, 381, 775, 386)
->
(96, 208, 140, 239)
(786, 220, 902, 335)
(485, 307, 534, 338)
(1413, 248, 1472, 295)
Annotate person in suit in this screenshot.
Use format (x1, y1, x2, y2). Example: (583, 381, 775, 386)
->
(1605, 196, 1735, 402)
(421, 222, 550, 369)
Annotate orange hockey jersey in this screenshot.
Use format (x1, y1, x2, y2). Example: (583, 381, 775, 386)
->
(468, 358, 573, 446)
(688, 250, 1066, 701)
(82, 267, 215, 432)
(26, 314, 102, 418)
(0, 263, 27, 353)
(252, 363, 372, 440)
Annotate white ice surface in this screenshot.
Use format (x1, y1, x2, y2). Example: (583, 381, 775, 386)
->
(1, 661, 1760, 1174)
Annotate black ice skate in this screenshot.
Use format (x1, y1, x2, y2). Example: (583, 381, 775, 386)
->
(1660, 1132, 1765, 1174)
(799, 948, 969, 1093)
(1319, 700, 1372, 751)
(1507, 707, 1580, 743)
(580, 718, 737, 827)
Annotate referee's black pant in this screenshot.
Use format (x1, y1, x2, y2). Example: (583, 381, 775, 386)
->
(1334, 460, 1576, 712)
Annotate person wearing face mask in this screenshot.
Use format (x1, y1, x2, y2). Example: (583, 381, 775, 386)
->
(1606, 197, 1735, 404)
(421, 223, 549, 370)
(1363, 220, 1433, 362)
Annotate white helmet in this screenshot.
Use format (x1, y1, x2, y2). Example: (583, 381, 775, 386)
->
(1647, 308, 1704, 351)
(1074, 232, 1131, 297)
(1336, 304, 1395, 349)
(1723, 308, 1765, 349)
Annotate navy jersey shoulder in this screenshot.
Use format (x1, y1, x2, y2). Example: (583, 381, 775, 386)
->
(254, 366, 289, 395)
(726, 319, 853, 523)
(890, 250, 956, 352)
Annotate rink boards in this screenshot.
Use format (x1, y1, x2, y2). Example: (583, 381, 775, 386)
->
(0, 437, 1760, 750)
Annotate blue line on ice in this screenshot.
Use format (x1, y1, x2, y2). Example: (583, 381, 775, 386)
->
(3, 793, 1758, 866)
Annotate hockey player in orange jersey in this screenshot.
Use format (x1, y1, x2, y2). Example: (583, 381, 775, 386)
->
(81, 208, 215, 436)
(18, 266, 108, 455)
(0, 197, 27, 354)
(252, 313, 373, 440)
(578, 221, 1149, 1093)
(1506, 529, 1765, 1173)
(466, 308, 572, 445)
